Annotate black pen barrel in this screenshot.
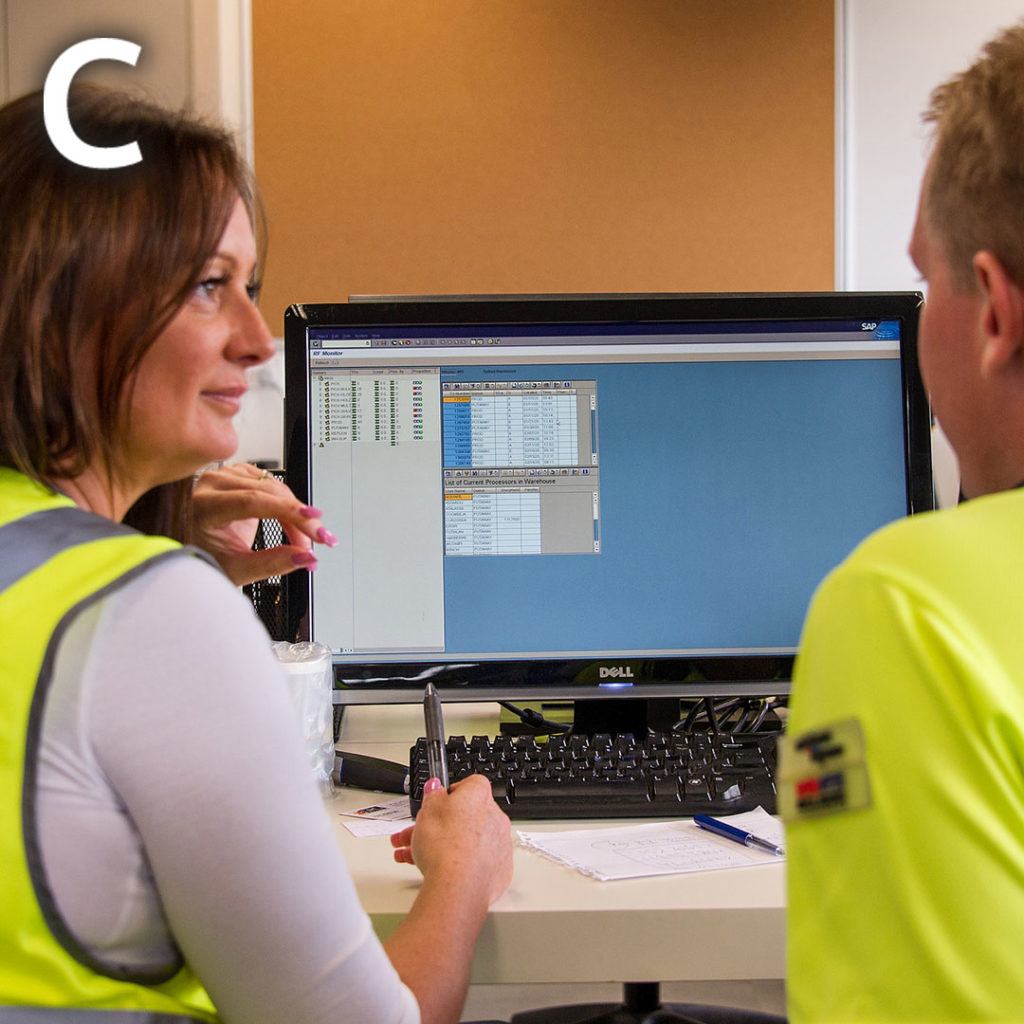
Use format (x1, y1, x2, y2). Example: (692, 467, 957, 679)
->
(423, 683, 449, 788)
(424, 684, 444, 745)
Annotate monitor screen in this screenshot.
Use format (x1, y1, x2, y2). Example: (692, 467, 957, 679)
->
(283, 293, 931, 709)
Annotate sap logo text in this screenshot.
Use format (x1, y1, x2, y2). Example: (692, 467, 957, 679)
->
(598, 666, 635, 679)
(44, 38, 142, 169)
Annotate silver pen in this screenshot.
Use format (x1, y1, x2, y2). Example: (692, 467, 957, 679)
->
(423, 683, 449, 790)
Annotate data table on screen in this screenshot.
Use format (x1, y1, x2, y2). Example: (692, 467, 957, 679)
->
(443, 387, 579, 468)
(444, 490, 543, 556)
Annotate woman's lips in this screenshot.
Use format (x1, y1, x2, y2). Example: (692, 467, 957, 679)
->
(201, 386, 247, 413)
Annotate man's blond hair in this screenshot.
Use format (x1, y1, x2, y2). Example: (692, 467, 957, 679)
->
(924, 22, 1024, 291)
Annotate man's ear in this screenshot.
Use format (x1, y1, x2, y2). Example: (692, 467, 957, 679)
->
(974, 251, 1024, 377)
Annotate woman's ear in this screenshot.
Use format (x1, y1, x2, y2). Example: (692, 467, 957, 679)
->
(973, 251, 1024, 378)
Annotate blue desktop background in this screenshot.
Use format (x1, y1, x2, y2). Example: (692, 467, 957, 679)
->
(437, 358, 906, 655)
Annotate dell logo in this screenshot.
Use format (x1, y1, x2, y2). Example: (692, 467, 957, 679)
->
(599, 666, 635, 679)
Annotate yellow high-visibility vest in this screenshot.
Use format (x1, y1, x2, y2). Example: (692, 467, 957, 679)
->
(0, 466, 217, 1023)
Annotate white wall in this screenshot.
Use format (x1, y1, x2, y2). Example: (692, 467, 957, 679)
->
(838, 0, 1024, 506)
(3, 0, 190, 107)
(0, 0, 252, 154)
(838, 0, 1024, 292)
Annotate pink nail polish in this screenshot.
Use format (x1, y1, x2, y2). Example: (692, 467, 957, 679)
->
(291, 552, 317, 568)
(299, 505, 324, 518)
(317, 527, 339, 547)
(424, 777, 442, 794)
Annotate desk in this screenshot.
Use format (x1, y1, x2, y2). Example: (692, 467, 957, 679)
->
(332, 703, 785, 986)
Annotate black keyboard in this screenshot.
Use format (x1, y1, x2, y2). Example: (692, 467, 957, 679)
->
(409, 730, 778, 819)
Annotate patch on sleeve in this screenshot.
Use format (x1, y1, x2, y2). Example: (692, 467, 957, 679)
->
(778, 717, 871, 821)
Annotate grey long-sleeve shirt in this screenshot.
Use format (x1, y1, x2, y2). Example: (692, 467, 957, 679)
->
(34, 555, 419, 1024)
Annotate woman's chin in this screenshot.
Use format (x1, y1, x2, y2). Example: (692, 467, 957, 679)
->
(170, 440, 239, 481)
(203, 431, 240, 466)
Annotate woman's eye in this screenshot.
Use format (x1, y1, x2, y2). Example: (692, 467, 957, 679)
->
(196, 275, 228, 299)
(246, 279, 263, 303)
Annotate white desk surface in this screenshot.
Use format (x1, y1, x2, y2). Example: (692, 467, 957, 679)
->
(332, 703, 785, 985)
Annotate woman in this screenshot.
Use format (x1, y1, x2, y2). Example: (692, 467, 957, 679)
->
(0, 87, 512, 1024)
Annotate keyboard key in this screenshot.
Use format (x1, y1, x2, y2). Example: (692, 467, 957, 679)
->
(652, 777, 681, 800)
(710, 775, 744, 801)
(513, 780, 649, 804)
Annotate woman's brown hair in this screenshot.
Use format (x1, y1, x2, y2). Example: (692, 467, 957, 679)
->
(0, 86, 259, 535)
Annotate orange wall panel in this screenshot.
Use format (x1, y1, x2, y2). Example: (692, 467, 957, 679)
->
(253, 1, 834, 327)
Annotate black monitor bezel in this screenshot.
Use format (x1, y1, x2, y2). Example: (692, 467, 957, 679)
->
(283, 292, 930, 704)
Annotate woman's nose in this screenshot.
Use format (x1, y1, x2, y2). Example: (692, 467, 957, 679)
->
(231, 297, 276, 366)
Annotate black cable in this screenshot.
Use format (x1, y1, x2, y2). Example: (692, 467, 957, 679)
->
(674, 699, 705, 732)
(498, 700, 572, 734)
(713, 697, 745, 731)
(732, 699, 759, 733)
(704, 696, 721, 734)
(673, 695, 777, 734)
(747, 697, 773, 733)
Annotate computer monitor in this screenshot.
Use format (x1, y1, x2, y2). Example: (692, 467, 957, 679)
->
(283, 292, 931, 733)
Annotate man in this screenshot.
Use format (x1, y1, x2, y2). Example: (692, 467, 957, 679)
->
(783, 22, 1024, 1022)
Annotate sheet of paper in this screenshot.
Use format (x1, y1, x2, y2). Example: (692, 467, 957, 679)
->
(342, 817, 411, 837)
(517, 806, 785, 881)
(716, 807, 785, 848)
(339, 797, 412, 837)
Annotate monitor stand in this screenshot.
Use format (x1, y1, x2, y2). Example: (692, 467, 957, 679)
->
(571, 696, 680, 736)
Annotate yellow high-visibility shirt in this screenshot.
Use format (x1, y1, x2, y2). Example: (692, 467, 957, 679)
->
(784, 488, 1024, 1023)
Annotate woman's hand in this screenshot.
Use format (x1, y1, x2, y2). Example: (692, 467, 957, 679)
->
(384, 775, 513, 1022)
(190, 463, 337, 586)
(389, 774, 514, 907)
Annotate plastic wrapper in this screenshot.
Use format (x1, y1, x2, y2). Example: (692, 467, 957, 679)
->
(272, 641, 334, 797)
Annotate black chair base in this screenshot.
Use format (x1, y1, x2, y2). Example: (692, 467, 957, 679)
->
(509, 982, 786, 1024)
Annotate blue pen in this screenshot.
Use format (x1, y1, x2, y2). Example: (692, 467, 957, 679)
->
(693, 814, 785, 856)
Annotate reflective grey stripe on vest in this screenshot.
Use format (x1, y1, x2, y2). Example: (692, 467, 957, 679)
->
(4, 504, 217, 991)
(0, 507, 131, 592)
(0, 1010, 207, 1023)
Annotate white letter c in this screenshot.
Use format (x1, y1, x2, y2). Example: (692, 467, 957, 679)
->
(43, 38, 142, 169)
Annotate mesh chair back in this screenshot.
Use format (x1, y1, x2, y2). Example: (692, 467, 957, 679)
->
(242, 471, 294, 641)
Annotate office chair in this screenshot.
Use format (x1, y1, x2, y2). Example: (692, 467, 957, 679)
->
(509, 981, 786, 1024)
(640, 1010, 786, 1024)
(243, 509, 292, 641)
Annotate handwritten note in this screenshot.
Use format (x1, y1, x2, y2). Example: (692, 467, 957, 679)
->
(517, 807, 784, 881)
